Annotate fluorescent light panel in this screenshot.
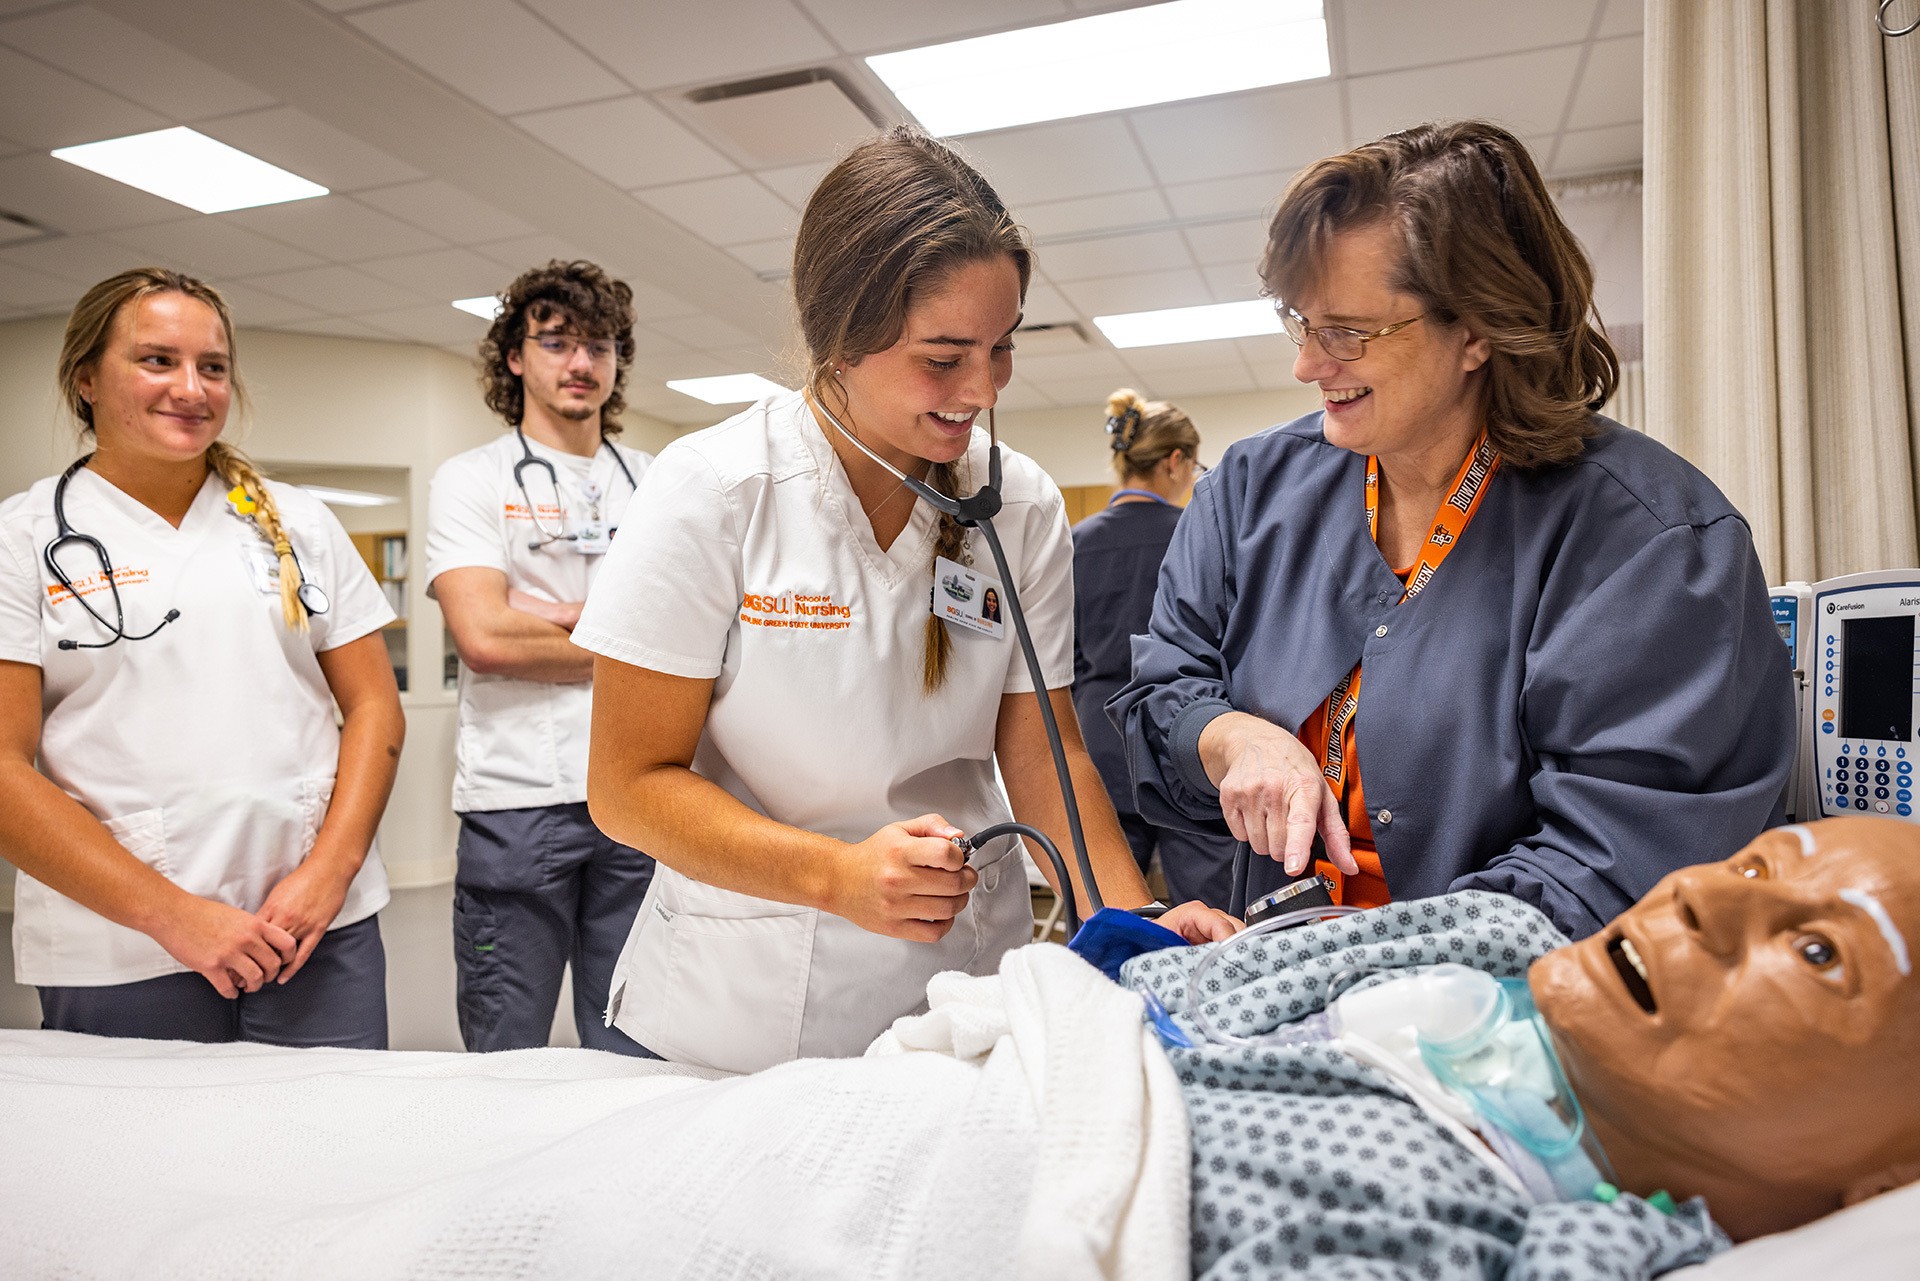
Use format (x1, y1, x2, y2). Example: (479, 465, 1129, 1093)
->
(451, 296, 504, 319)
(867, 0, 1328, 137)
(667, 373, 789, 405)
(50, 127, 327, 214)
(1094, 298, 1284, 348)
(300, 485, 399, 509)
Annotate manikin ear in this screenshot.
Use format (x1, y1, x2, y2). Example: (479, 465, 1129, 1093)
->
(1841, 1159, 1920, 1208)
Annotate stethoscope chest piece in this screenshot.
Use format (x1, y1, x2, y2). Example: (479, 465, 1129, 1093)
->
(297, 581, 331, 616)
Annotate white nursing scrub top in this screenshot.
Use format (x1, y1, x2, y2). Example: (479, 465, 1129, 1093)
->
(0, 469, 395, 986)
(425, 433, 650, 813)
(571, 391, 1075, 1072)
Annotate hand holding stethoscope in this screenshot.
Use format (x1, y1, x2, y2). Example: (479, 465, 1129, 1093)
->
(513, 425, 640, 551)
(44, 454, 327, 651)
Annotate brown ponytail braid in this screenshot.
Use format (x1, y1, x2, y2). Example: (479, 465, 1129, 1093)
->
(919, 459, 971, 694)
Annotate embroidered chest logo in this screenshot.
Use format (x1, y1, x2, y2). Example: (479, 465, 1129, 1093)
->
(740, 590, 854, 632)
(47, 565, 148, 605)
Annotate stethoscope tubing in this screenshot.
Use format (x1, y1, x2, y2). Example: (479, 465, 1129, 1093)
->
(513, 426, 639, 550)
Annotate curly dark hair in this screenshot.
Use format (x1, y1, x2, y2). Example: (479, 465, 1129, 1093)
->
(478, 260, 637, 434)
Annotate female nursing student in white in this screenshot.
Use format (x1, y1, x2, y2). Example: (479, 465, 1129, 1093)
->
(576, 127, 1237, 1074)
(0, 268, 403, 1048)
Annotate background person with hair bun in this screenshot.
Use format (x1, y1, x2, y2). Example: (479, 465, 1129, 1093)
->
(574, 126, 1235, 1075)
(1071, 389, 1240, 910)
(0, 268, 403, 1046)
(1112, 121, 1796, 939)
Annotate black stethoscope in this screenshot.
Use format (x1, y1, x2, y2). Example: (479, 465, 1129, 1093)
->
(513, 426, 639, 550)
(44, 455, 326, 652)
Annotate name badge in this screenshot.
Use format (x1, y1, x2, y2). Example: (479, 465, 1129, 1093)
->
(571, 520, 610, 554)
(932, 554, 1004, 639)
(239, 541, 281, 595)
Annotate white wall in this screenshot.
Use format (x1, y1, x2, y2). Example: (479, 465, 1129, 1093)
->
(997, 383, 1326, 485)
(0, 317, 677, 908)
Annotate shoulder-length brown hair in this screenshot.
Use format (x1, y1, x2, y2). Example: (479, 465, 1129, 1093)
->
(791, 125, 1032, 692)
(1261, 120, 1617, 468)
(478, 259, 637, 435)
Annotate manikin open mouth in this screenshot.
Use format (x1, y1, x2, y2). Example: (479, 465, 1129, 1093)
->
(1607, 933, 1658, 1013)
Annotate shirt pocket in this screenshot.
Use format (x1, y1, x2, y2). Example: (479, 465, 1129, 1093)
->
(459, 676, 559, 792)
(13, 806, 172, 983)
(298, 777, 336, 856)
(610, 881, 815, 1074)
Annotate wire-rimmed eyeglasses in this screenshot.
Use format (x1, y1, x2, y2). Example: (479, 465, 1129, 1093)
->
(1280, 306, 1423, 362)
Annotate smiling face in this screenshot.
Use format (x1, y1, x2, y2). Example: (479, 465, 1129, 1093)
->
(77, 291, 232, 464)
(1530, 817, 1920, 1238)
(830, 254, 1020, 472)
(1285, 221, 1490, 473)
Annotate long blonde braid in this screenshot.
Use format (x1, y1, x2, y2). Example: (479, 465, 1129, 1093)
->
(206, 440, 307, 632)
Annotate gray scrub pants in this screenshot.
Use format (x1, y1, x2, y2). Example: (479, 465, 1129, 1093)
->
(453, 801, 654, 1056)
(38, 914, 388, 1048)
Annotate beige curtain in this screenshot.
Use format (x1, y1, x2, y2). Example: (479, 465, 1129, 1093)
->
(1646, 0, 1920, 584)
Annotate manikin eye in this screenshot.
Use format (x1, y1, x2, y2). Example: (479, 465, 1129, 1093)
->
(1795, 933, 1840, 969)
(1729, 854, 1769, 880)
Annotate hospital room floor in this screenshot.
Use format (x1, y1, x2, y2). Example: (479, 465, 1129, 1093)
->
(0, 883, 583, 1051)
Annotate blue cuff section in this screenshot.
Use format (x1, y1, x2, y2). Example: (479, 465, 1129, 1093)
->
(1169, 697, 1234, 803)
(1068, 907, 1188, 983)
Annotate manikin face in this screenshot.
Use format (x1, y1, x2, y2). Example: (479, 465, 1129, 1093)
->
(831, 254, 1021, 472)
(1285, 221, 1489, 467)
(78, 292, 232, 464)
(1530, 817, 1920, 1239)
(506, 311, 616, 426)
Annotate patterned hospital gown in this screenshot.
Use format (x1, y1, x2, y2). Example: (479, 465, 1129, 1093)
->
(1120, 892, 1728, 1280)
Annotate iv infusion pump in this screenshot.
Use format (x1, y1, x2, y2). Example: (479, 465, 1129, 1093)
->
(1771, 570, 1920, 823)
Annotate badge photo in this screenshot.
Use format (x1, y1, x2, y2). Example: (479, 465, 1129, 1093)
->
(932, 554, 1005, 639)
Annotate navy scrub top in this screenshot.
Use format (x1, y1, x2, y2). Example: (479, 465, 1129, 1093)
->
(1072, 497, 1185, 817)
(1109, 413, 1797, 939)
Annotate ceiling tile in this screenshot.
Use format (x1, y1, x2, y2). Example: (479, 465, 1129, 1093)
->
(523, 0, 835, 91)
(356, 302, 494, 346)
(356, 180, 537, 244)
(0, 232, 150, 285)
(1182, 217, 1269, 267)
(795, 0, 1069, 54)
(755, 160, 831, 207)
(1019, 189, 1171, 239)
(223, 196, 446, 261)
(1146, 362, 1256, 398)
(993, 377, 1055, 411)
(0, 6, 276, 120)
(1132, 81, 1345, 186)
(637, 174, 796, 246)
(1552, 122, 1641, 176)
(1253, 358, 1308, 392)
(1018, 279, 1076, 325)
(1118, 337, 1247, 371)
(198, 106, 422, 192)
(108, 218, 324, 279)
(1011, 348, 1129, 383)
(0, 44, 164, 149)
(1029, 373, 1133, 406)
(0, 259, 76, 310)
(349, 0, 629, 115)
(474, 233, 593, 271)
(270, 315, 395, 342)
(617, 276, 706, 322)
(0, 152, 189, 233)
(1347, 45, 1585, 141)
(727, 238, 792, 275)
(1163, 170, 1292, 221)
(356, 246, 510, 299)
(1038, 229, 1193, 282)
(1235, 334, 1297, 372)
(626, 324, 692, 356)
(243, 263, 425, 313)
(515, 95, 736, 189)
(215, 281, 323, 328)
(962, 117, 1153, 206)
(634, 349, 732, 381)
(1596, 0, 1642, 38)
(1202, 261, 1264, 302)
(1061, 268, 1213, 316)
(653, 312, 758, 350)
(1566, 36, 1643, 132)
(1341, 0, 1595, 76)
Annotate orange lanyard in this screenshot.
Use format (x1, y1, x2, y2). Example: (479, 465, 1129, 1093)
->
(1322, 432, 1500, 790)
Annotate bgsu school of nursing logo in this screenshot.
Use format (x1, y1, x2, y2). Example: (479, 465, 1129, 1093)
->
(741, 589, 853, 632)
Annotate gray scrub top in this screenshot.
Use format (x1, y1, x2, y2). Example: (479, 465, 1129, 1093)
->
(1109, 413, 1796, 938)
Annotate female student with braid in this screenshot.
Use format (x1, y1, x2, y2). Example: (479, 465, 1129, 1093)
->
(576, 127, 1234, 1074)
(0, 268, 404, 1047)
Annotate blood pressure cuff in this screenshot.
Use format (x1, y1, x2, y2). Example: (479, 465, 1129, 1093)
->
(1068, 907, 1187, 982)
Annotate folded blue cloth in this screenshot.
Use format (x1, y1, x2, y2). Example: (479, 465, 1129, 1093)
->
(1067, 907, 1187, 982)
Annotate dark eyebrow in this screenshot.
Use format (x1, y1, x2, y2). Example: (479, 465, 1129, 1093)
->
(133, 342, 229, 359)
(915, 315, 1024, 347)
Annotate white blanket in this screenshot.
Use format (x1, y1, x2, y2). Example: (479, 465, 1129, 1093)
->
(0, 943, 1188, 1281)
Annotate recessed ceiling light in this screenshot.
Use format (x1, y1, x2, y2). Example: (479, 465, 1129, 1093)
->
(667, 373, 789, 405)
(867, 0, 1328, 137)
(451, 296, 503, 319)
(1094, 299, 1284, 348)
(50, 127, 327, 214)
(300, 485, 400, 509)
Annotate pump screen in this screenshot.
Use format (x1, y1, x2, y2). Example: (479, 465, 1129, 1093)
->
(1841, 614, 1915, 741)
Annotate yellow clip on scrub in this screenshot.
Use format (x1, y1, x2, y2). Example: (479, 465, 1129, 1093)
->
(227, 485, 257, 516)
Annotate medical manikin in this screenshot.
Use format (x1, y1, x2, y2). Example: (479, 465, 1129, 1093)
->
(1125, 816, 1920, 1278)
